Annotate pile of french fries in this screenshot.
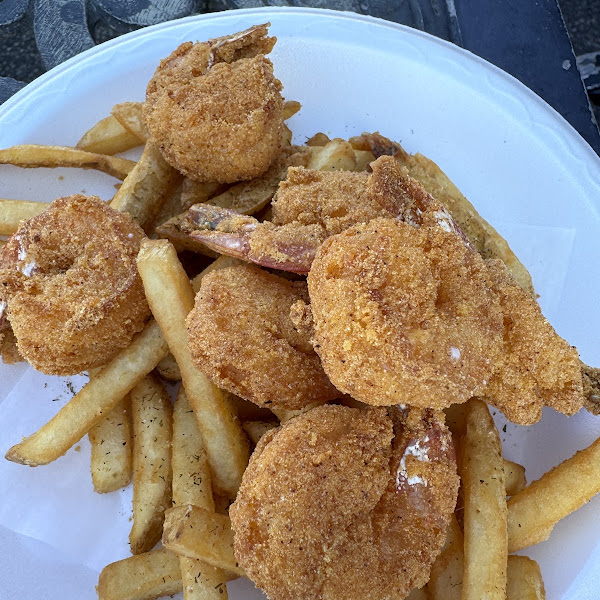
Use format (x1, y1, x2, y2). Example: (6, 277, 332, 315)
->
(2, 100, 600, 600)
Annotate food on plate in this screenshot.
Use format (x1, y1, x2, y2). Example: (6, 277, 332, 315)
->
(460, 399, 507, 600)
(144, 23, 284, 183)
(0, 194, 150, 374)
(111, 101, 150, 142)
(507, 433, 600, 552)
(77, 114, 143, 155)
(88, 388, 133, 494)
(506, 556, 546, 600)
(172, 389, 231, 600)
(0, 144, 135, 179)
(129, 375, 173, 555)
(426, 516, 464, 600)
(162, 504, 245, 576)
(230, 404, 459, 600)
(503, 458, 527, 496)
(136, 238, 249, 496)
(480, 258, 583, 425)
(0, 198, 47, 235)
(97, 548, 183, 600)
(186, 263, 338, 410)
(110, 142, 182, 231)
(4, 319, 168, 466)
(307, 217, 504, 409)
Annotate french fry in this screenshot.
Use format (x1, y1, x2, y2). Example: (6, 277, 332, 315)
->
(306, 132, 331, 146)
(136, 239, 249, 496)
(173, 389, 232, 600)
(146, 179, 184, 235)
(129, 374, 173, 555)
(162, 504, 244, 576)
(307, 139, 357, 171)
(282, 100, 301, 120)
(77, 115, 143, 155)
(172, 388, 214, 511)
(97, 548, 182, 600)
(156, 353, 182, 382)
(426, 516, 463, 600)
(0, 198, 47, 235)
(242, 421, 277, 445)
(407, 587, 431, 600)
(5, 320, 169, 466)
(507, 434, 600, 552)
(271, 402, 325, 423)
(88, 393, 132, 494)
(180, 180, 226, 212)
(461, 398, 507, 600)
(110, 141, 182, 230)
(0, 145, 135, 180)
(353, 149, 375, 172)
(506, 555, 546, 600)
(504, 459, 527, 496)
(112, 102, 149, 142)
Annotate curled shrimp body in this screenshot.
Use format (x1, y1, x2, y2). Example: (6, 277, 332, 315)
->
(230, 404, 458, 600)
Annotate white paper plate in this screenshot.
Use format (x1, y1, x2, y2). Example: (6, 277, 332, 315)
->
(1, 7, 600, 600)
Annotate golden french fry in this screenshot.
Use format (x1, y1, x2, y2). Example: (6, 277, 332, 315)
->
(353, 149, 375, 172)
(0, 317, 23, 364)
(348, 135, 371, 151)
(77, 115, 143, 155)
(0, 198, 47, 235)
(173, 389, 232, 600)
(172, 388, 214, 511)
(504, 459, 527, 496)
(130, 375, 173, 555)
(506, 555, 546, 600)
(0, 144, 135, 180)
(146, 179, 184, 235)
(426, 516, 463, 600)
(162, 504, 244, 576)
(97, 548, 182, 600)
(111, 102, 149, 142)
(180, 180, 226, 212)
(306, 132, 331, 146)
(508, 435, 600, 552)
(88, 394, 132, 494)
(271, 402, 325, 423)
(110, 141, 182, 230)
(156, 353, 182, 382)
(307, 139, 357, 171)
(407, 587, 431, 600)
(461, 398, 507, 600)
(282, 100, 301, 120)
(136, 239, 249, 496)
(5, 320, 169, 466)
(242, 421, 277, 445)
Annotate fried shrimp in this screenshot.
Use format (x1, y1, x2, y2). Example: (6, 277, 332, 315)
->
(0, 194, 149, 375)
(307, 217, 504, 409)
(230, 404, 459, 600)
(481, 259, 583, 425)
(144, 24, 284, 183)
(186, 264, 338, 410)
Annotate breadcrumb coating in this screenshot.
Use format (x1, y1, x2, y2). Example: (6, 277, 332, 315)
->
(230, 404, 458, 600)
(145, 25, 284, 183)
(0, 195, 149, 375)
(186, 264, 339, 409)
(308, 218, 504, 408)
(482, 259, 583, 424)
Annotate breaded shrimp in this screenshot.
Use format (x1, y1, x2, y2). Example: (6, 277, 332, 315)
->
(186, 264, 338, 410)
(307, 217, 504, 409)
(144, 24, 284, 183)
(0, 195, 149, 375)
(481, 259, 583, 424)
(230, 404, 459, 600)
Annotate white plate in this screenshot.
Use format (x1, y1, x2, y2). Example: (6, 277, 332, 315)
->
(1, 7, 600, 600)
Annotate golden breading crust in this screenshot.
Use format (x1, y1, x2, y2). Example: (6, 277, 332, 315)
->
(186, 264, 339, 410)
(0, 195, 149, 375)
(144, 25, 284, 183)
(308, 217, 504, 408)
(482, 259, 583, 424)
(230, 404, 459, 600)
